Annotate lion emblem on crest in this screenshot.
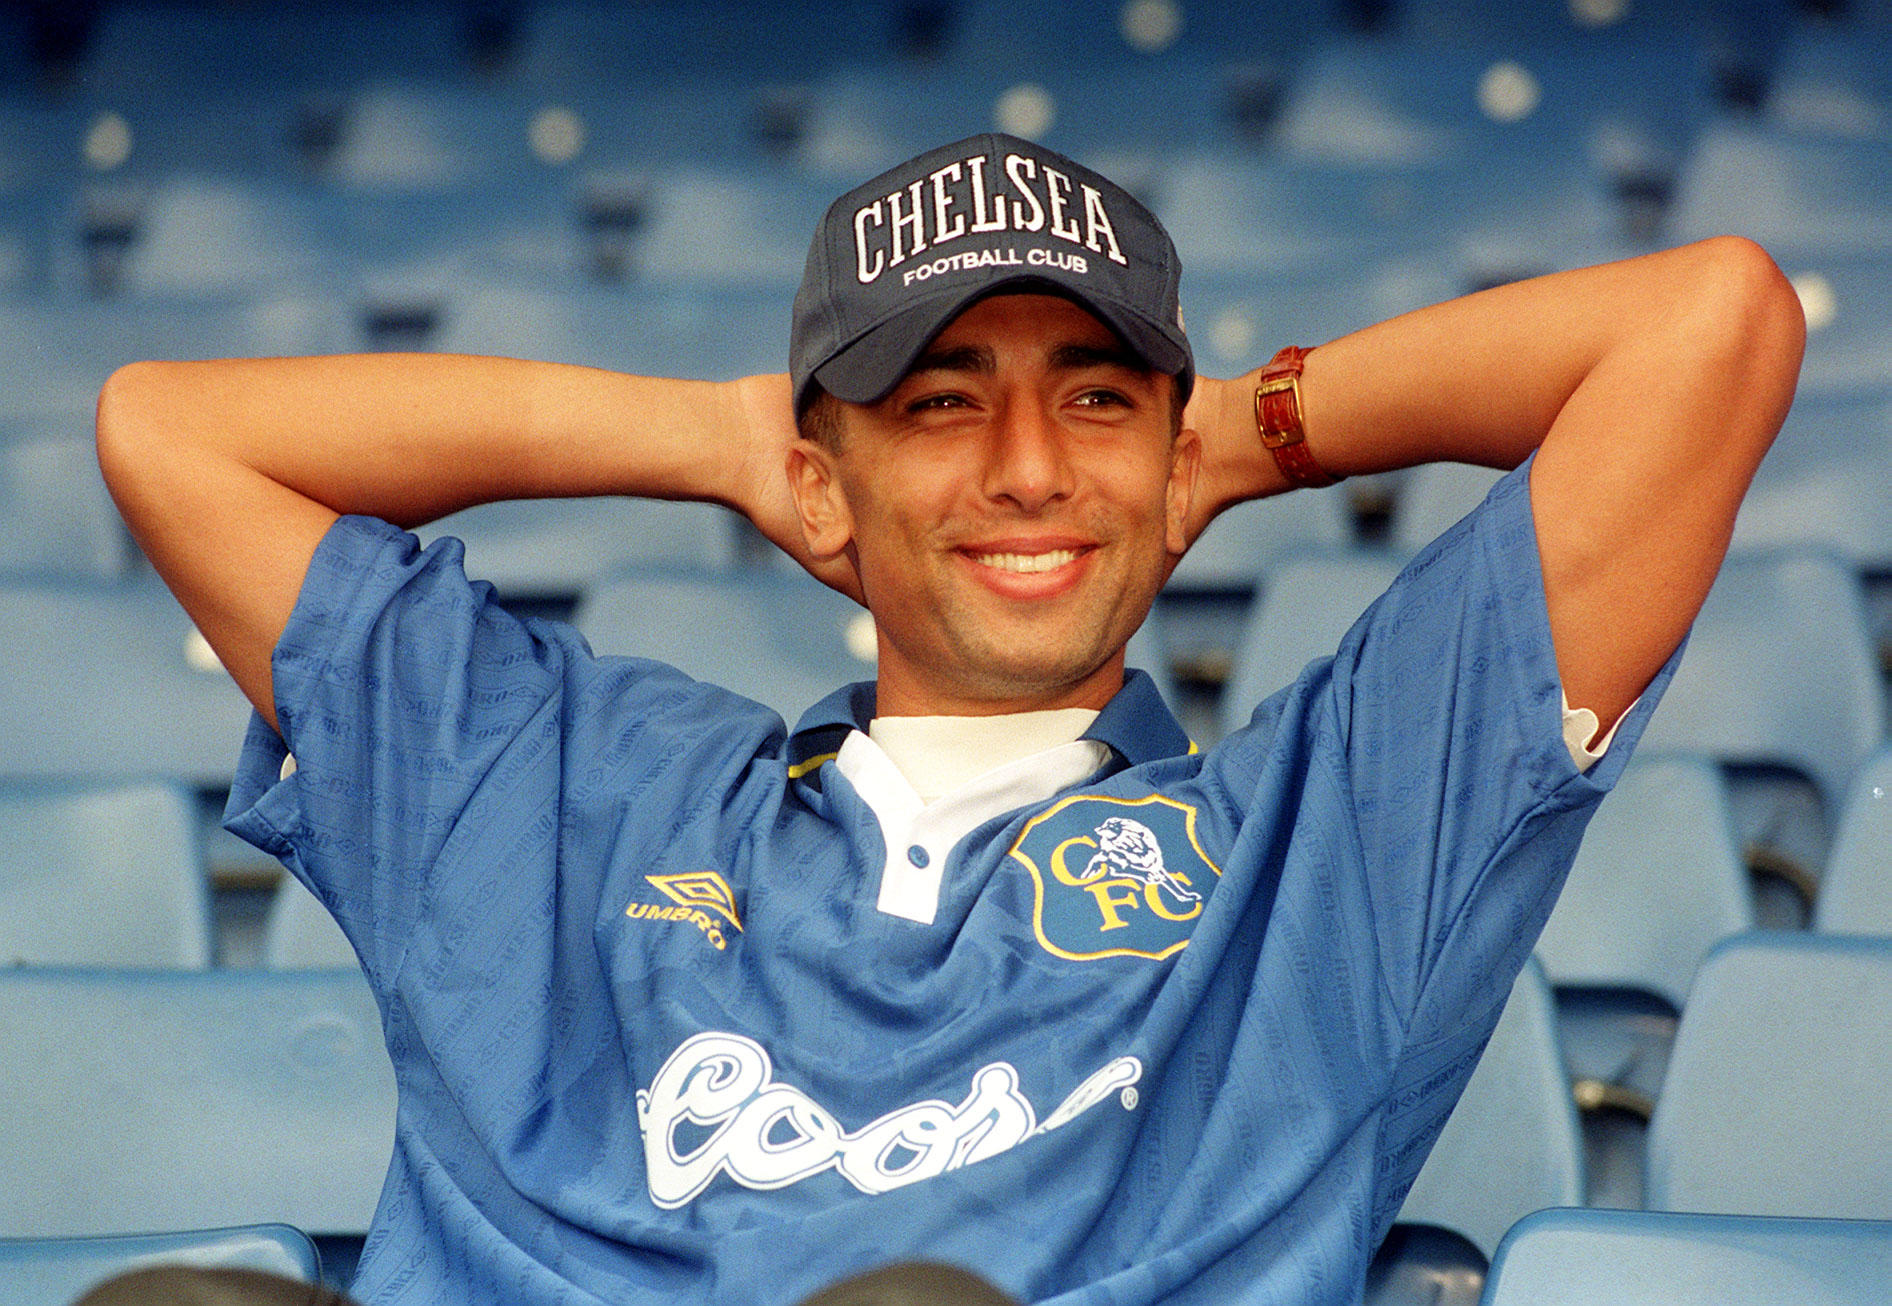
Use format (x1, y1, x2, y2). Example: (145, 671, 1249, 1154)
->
(1081, 816, 1200, 904)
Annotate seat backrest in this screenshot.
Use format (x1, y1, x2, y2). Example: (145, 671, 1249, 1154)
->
(1634, 548, 1883, 813)
(0, 1223, 318, 1306)
(0, 968, 396, 1238)
(0, 780, 211, 968)
(1814, 747, 1892, 936)
(0, 422, 133, 581)
(574, 565, 876, 725)
(1535, 754, 1752, 1009)
(1217, 550, 1406, 737)
(1396, 957, 1584, 1261)
(1481, 1207, 1892, 1306)
(264, 874, 361, 970)
(1389, 463, 1504, 555)
(1731, 389, 1892, 569)
(1166, 490, 1355, 591)
(0, 576, 256, 785)
(1645, 932, 1892, 1219)
(415, 497, 739, 598)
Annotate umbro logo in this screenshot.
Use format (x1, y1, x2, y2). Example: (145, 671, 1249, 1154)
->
(626, 871, 743, 951)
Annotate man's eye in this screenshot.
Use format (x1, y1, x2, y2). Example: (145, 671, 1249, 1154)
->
(1075, 389, 1129, 408)
(909, 393, 968, 412)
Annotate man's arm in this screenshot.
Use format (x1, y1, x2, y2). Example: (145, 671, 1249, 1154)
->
(97, 356, 835, 731)
(1183, 236, 1806, 733)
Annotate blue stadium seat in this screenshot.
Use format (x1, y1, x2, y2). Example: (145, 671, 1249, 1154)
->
(1814, 747, 1892, 936)
(0, 576, 256, 787)
(1156, 149, 1629, 289)
(1667, 125, 1892, 255)
(1536, 754, 1753, 1208)
(1645, 932, 1892, 1220)
(415, 498, 741, 600)
(1392, 957, 1583, 1262)
(1180, 261, 1461, 379)
(573, 566, 877, 725)
(1389, 462, 1504, 554)
(0, 967, 395, 1239)
(619, 165, 835, 290)
(0, 295, 354, 420)
(510, 0, 891, 90)
(1636, 548, 1885, 874)
(428, 280, 793, 379)
(1166, 490, 1355, 591)
(0, 779, 210, 969)
(1274, 36, 1713, 170)
(0, 420, 133, 580)
(1537, 755, 1752, 1014)
(1768, 252, 1892, 396)
(82, 3, 477, 98)
(264, 876, 358, 971)
(0, 189, 59, 296)
(1764, 27, 1892, 141)
(1481, 1207, 1892, 1306)
(1732, 388, 1892, 568)
(1217, 550, 1407, 737)
(0, 1224, 319, 1306)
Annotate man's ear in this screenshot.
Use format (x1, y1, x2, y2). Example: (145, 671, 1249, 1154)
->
(786, 438, 855, 559)
(1165, 427, 1203, 556)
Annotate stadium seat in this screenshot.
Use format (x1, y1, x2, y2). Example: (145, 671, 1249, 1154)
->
(0, 295, 354, 421)
(1180, 260, 1461, 380)
(1392, 957, 1584, 1262)
(1814, 747, 1892, 937)
(1769, 251, 1892, 396)
(510, 0, 891, 91)
(0, 576, 256, 787)
(263, 875, 361, 972)
(1535, 754, 1752, 1208)
(1166, 490, 1355, 591)
(1388, 463, 1504, 554)
(0, 779, 211, 969)
(1537, 754, 1752, 1014)
(0, 967, 396, 1239)
(574, 566, 878, 725)
(1275, 36, 1710, 167)
(1667, 125, 1892, 256)
(1635, 548, 1885, 889)
(1731, 387, 1892, 569)
(1217, 550, 1407, 737)
(415, 498, 741, 600)
(0, 1224, 319, 1306)
(1644, 932, 1892, 1220)
(0, 420, 133, 580)
(1481, 1207, 1892, 1306)
(425, 279, 793, 380)
(1764, 27, 1892, 141)
(81, 2, 477, 98)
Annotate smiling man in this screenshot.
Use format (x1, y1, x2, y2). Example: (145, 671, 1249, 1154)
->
(97, 134, 1802, 1305)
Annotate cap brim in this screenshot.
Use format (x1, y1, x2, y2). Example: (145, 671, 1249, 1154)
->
(812, 276, 1192, 408)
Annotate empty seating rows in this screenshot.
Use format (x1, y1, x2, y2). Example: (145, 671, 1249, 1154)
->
(2, 4, 1889, 1301)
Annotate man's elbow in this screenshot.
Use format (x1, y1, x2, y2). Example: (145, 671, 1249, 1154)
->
(96, 359, 183, 499)
(1693, 236, 1807, 400)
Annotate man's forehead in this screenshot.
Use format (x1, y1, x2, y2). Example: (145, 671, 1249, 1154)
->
(913, 292, 1146, 370)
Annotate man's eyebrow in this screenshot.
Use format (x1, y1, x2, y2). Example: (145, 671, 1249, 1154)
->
(1048, 341, 1147, 374)
(906, 344, 994, 375)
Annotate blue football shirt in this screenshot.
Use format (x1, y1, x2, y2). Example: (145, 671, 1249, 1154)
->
(227, 461, 1677, 1304)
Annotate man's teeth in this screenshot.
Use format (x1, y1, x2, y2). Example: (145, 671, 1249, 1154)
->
(974, 549, 1079, 574)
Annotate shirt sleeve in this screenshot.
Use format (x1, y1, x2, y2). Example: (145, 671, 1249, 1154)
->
(1240, 459, 1683, 1032)
(222, 517, 584, 980)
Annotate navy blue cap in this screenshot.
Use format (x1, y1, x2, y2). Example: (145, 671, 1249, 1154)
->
(790, 133, 1193, 413)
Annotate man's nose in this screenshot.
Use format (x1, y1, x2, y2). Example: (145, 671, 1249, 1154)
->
(981, 399, 1074, 513)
